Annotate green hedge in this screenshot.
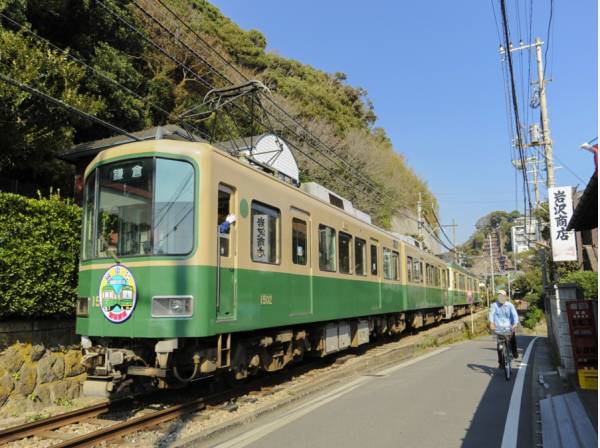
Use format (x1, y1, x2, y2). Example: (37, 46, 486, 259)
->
(0, 192, 81, 317)
(559, 271, 598, 300)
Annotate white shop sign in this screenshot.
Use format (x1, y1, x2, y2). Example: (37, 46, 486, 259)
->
(548, 186, 577, 262)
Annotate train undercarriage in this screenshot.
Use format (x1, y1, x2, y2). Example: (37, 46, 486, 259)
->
(81, 305, 473, 397)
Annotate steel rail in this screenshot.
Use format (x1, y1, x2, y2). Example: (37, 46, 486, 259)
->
(0, 401, 110, 444)
(51, 398, 205, 448)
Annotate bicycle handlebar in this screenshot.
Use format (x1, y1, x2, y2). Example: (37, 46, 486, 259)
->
(494, 330, 513, 336)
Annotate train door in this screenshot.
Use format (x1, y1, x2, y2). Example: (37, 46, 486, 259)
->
(370, 239, 382, 310)
(288, 208, 312, 316)
(216, 184, 236, 320)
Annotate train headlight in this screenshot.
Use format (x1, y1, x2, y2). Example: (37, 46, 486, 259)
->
(152, 296, 193, 317)
(76, 297, 89, 317)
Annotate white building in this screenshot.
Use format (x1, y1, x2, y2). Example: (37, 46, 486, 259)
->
(511, 217, 540, 253)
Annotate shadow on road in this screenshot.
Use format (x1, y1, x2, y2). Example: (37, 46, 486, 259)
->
(461, 335, 536, 448)
(467, 363, 497, 377)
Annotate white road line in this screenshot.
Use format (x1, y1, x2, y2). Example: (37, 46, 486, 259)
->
(501, 337, 538, 448)
(211, 347, 450, 448)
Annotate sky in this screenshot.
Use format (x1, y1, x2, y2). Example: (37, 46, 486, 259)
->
(210, 0, 598, 244)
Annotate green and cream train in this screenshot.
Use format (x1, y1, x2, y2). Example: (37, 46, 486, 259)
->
(75, 137, 481, 395)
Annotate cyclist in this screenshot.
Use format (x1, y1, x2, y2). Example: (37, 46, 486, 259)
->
(489, 290, 519, 366)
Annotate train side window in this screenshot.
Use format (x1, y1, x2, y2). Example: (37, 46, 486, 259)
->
(406, 256, 413, 282)
(383, 248, 392, 280)
(292, 218, 308, 266)
(218, 185, 233, 257)
(292, 218, 308, 265)
(392, 251, 400, 280)
(355, 238, 367, 276)
(251, 201, 280, 264)
(414, 260, 423, 283)
(319, 224, 337, 272)
(370, 244, 378, 275)
(412, 259, 419, 282)
(339, 232, 352, 274)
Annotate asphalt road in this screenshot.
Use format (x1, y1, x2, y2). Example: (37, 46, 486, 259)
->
(204, 335, 537, 448)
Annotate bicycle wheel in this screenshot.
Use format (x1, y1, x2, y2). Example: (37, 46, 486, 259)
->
(504, 344, 512, 381)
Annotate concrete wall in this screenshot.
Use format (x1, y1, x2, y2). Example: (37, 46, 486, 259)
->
(0, 319, 79, 350)
(545, 284, 580, 373)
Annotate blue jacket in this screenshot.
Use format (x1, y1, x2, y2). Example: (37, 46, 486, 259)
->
(489, 301, 519, 331)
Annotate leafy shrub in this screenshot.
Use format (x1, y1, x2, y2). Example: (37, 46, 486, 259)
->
(559, 271, 598, 300)
(0, 192, 80, 317)
(523, 291, 542, 307)
(523, 306, 544, 329)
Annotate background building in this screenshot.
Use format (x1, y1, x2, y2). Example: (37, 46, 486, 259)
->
(511, 216, 541, 254)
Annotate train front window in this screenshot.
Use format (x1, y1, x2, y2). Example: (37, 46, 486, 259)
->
(153, 159, 194, 255)
(83, 157, 194, 259)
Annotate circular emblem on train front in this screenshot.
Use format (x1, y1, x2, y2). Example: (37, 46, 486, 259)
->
(98, 265, 137, 323)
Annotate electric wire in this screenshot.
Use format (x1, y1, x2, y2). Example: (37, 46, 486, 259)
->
(543, 0, 554, 77)
(118, 0, 399, 211)
(117, 0, 383, 204)
(0, 71, 140, 141)
(0, 12, 216, 146)
(144, 0, 390, 204)
(499, 0, 533, 221)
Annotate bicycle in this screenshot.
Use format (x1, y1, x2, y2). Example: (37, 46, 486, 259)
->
(495, 329, 514, 381)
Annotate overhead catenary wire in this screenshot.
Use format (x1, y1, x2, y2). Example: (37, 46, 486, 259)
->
(139, 0, 393, 204)
(4, 1, 449, 252)
(98, 0, 380, 203)
(123, 0, 455, 235)
(0, 12, 219, 146)
(102, 0, 404, 214)
(102, 0, 391, 208)
(0, 71, 141, 142)
(3, 6, 375, 210)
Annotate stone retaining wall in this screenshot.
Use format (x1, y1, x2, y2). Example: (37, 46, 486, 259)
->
(0, 319, 84, 417)
(0, 343, 85, 416)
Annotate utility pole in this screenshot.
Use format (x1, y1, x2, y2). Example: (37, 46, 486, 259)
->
(535, 37, 555, 188)
(452, 218, 458, 263)
(451, 218, 457, 252)
(489, 233, 496, 297)
(526, 156, 541, 205)
(500, 39, 555, 188)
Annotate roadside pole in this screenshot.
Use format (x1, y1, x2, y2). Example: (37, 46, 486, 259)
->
(470, 306, 474, 334)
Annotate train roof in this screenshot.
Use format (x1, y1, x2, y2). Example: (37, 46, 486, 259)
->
(447, 262, 476, 276)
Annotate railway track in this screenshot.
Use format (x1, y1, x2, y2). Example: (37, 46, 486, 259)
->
(0, 396, 205, 447)
(0, 357, 329, 447)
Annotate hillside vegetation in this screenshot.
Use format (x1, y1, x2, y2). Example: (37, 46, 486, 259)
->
(0, 0, 436, 226)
